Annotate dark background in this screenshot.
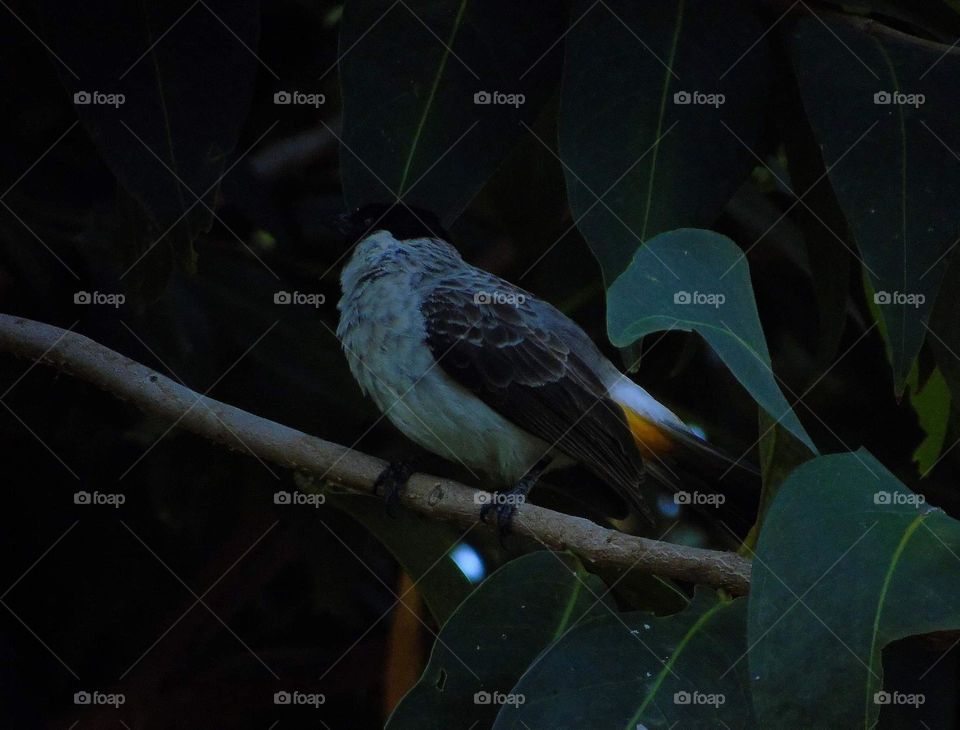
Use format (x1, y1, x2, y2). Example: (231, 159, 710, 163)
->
(1, 0, 958, 727)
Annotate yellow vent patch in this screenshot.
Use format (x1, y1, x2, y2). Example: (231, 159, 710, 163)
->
(620, 405, 674, 456)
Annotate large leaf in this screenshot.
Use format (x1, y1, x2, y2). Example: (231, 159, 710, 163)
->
(929, 247, 960, 421)
(41, 0, 260, 269)
(494, 591, 755, 729)
(781, 90, 854, 371)
(789, 17, 960, 393)
(607, 228, 816, 451)
(339, 0, 561, 219)
(749, 450, 960, 728)
(905, 364, 950, 476)
(386, 551, 612, 730)
(559, 0, 772, 281)
(743, 411, 814, 553)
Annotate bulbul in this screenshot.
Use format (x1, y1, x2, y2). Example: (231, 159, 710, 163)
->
(334, 203, 753, 530)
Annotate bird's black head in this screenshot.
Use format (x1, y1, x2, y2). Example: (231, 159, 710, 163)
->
(325, 203, 450, 244)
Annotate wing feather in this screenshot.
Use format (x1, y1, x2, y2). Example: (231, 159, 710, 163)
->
(421, 280, 649, 516)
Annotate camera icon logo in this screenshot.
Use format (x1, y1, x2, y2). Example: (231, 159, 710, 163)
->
(274, 491, 292, 505)
(673, 91, 691, 104)
(873, 91, 892, 105)
(674, 491, 691, 505)
(74, 491, 92, 505)
(474, 690, 491, 704)
(674, 690, 691, 704)
(873, 291, 891, 305)
(874, 690, 891, 705)
(74, 690, 92, 704)
(274, 91, 292, 105)
(274, 690, 291, 704)
(473, 91, 491, 104)
(274, 291, 292, 304)
(73, 91, 92, 105)
(674, 291, 691, 304)
(874, 491, 892, 505)
(74, 291, 92, 304)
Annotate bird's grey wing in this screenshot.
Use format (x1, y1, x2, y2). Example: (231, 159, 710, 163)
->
(420, 278, 649, 515)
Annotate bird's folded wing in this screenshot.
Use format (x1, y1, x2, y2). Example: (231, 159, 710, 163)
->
(420, 281, 648, 508)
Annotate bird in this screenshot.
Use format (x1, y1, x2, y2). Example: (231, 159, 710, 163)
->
(333, 203, 755, 532)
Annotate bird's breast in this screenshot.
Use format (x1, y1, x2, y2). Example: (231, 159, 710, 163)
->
(337, 267, 433, 408)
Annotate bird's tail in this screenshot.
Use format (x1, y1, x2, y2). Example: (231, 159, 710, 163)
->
(613, 392, 760, 533)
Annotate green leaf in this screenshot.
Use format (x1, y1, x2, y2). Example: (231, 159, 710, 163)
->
(789, 17, 960, 394)
(905, 365, 950, 476)
(743, 411, 814, 553)
(325, 492, 472, 625)
(757, 412, 813, 504)
(339, 0, 561, 219)
(929, 248, 960, 420)
(781, 98, 854, 371)
(606, 228, 816, 452)
(748, 450, 960, 728)
(386, 551, 612, 730)
(493, 591, 755, 729)
(559, 0, 772, 282)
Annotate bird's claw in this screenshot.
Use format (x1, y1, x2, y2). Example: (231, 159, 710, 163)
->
(480, 491, 522, 543)
(374, 460, 414, 516)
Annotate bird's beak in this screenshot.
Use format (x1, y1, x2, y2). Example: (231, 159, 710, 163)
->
(319, 211, 353, 237)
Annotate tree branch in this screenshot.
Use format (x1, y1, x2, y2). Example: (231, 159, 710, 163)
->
(0, 313, 752, 595)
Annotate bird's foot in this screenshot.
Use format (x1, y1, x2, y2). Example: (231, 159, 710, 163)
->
(479, 486, 528, 542)
(373, 460, 415, 516)
(480, 459, 550, 542)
